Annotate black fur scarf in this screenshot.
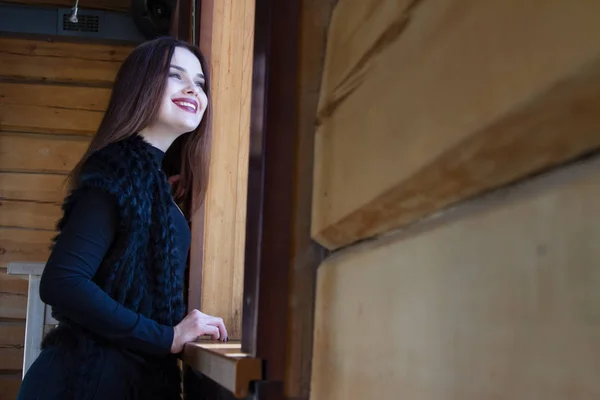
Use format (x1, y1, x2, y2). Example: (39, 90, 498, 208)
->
(42, 134, 186, 399)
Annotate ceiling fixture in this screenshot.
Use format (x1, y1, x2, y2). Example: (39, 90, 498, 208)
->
(68, 0, 79, 23)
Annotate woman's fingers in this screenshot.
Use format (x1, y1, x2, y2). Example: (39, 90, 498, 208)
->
(207, 317, 228, 341)
(204, 324, 220, 341)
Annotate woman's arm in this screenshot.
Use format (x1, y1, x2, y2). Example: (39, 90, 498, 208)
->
(39, 188, 174, 355)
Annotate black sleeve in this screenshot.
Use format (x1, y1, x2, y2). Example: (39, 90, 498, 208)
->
(39, 188, 174, 355)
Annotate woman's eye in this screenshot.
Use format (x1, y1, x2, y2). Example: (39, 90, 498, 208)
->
(169, 73, 181, 79)
(195, 81, 205, 88)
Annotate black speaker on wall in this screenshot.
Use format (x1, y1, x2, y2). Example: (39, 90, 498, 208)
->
(131, 0, 177, 39)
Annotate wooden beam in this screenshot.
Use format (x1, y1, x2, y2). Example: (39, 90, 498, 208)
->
(0, 199, 61, 230)
(0, 374, 21, 400)
(0, 172, 66, 203)
(0, 228, 54, 268)
(241, 1, 300, 399)
(311, 0, 600, 250)
(0, 271, 27, 319)
(182, 340, 262, 399)
(311, 154, 600, 399)
(0, 133, 89, 174)
(192, 0, 255, 341)
(283, 0, 335, 397)
(0, 38, 132, 85)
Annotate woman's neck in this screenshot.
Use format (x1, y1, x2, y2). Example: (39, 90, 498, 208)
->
(138, 128, 179, 152)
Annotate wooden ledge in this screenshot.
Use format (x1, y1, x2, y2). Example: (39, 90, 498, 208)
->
(182, 340, 262, 398)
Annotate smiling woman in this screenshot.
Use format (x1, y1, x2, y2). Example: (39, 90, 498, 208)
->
(15, 36, 227, 400)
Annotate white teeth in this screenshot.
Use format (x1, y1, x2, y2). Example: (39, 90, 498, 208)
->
(175, 101, 197, 111)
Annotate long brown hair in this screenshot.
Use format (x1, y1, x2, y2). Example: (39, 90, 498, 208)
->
(68, 36, 211, 216)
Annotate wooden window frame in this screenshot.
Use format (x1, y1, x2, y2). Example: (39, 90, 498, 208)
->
(176, 0, 325, 399)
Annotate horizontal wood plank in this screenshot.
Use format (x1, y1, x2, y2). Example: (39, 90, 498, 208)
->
(0, 104, 103, 135)
(0, 173, 66, 203)
(0, 133, 89, 174)
(0, 294, 27, 320)
(0, 82, 111, 111)
(0, 200, 61, 230)
(312, 0, 600, 250)
(182, 340, 262, 399)
(0, 322, 25, 371)
(0, 272, 28, 319)
(0, 374, 21, 400)
(0, 38, 132, 85)
(0, 322, 25, 346)
(0, 347, 24, 371)
(0, 227, 54, 268)
(311, 155, 600, 399)
(0, 83, 109, 134)
(0, 271, 28, 295)
(2, 0, 129, 12)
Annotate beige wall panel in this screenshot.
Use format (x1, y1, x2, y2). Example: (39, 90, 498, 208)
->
(311, 156, 600, 400)
(312, 0, 600, 250)
(0, 173, 66, 203)
(0, 133, 89, 173)
(0, 228, 54, 268)
(0, 38, 131, 85)
(194, 0, 254, 340)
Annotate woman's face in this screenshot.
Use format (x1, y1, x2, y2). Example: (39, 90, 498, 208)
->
(154, 46, 208, 136)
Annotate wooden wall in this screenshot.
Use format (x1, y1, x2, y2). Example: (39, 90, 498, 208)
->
(309, 0, 600, 398)
(311, 156, 600, 399)
(311, 0, 600, 251)
(0, 36, 132, 398)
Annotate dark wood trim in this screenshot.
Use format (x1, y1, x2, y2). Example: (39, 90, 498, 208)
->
(241, 0, 302, 398)
(170, 0, 193, 41)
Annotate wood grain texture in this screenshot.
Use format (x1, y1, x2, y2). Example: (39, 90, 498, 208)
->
(284, 0, 335, 397)
(0, 82, 109, 134)
(0, 347, 24, 371)
(241, 1, 300, 394)
(0, 173, 66, 203)
(0, 228, 54, 268)
(0, 272, 28, 320)
(0, 374, 21, 400)
(311, 155, 600, 400)
(0, 200, 61, 230)
(0, 322, 25, 371)
(0, 322, 26, 346)
(197, 0, 255, 341)
(1, 0, 129, 12)
(0, 133, 89, 173)
(311, 0, 600, 250)
(0, 37, 132, 85)
(0, 270, 28, 295)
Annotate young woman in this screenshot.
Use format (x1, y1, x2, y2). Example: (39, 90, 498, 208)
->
(17, 36, 227, 400)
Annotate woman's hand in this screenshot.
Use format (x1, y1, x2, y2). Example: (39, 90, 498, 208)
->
(171, 309, 228, 354)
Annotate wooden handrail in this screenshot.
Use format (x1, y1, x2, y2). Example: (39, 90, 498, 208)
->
(182, 340, 262, 399)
